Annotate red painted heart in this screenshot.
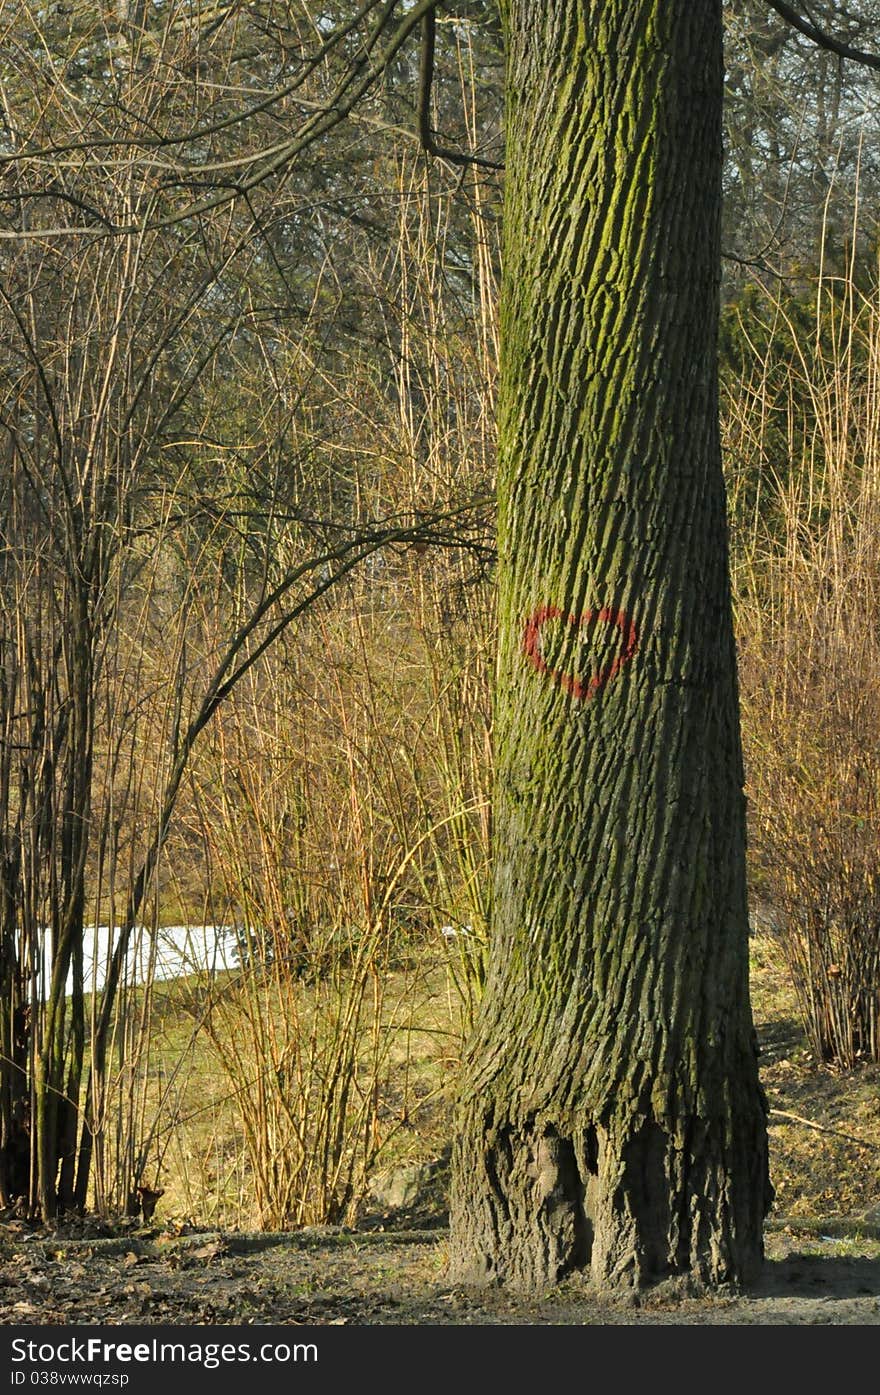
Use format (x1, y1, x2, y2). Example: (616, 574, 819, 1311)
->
(522, 605, 638, 702)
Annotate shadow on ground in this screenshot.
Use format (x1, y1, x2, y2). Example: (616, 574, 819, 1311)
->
(757, 1253, 880, 1300)
(2, 1218, 879, 1325)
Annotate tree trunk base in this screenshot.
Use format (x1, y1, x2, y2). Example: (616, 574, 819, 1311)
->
(449, 1104, 768, 1292)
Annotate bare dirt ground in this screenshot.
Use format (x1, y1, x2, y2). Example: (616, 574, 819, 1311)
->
(1, 1216, 879, 1326)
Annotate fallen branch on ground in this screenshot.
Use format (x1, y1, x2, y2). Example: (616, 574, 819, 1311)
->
(769, 1108, 880, 1152)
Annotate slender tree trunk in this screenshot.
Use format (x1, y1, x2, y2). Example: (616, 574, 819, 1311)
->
(0, 844, 30, 1206)
(450, 0, 772, 1290)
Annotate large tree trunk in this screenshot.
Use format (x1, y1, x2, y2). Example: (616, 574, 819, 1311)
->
(449, 0, 772, 1290)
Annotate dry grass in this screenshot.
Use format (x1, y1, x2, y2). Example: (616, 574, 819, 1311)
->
(120, 947, 461, 1231)
(750, 931, 880, 1222)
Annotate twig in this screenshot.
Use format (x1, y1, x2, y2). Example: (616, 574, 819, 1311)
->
(769, 1108, 880, 1152)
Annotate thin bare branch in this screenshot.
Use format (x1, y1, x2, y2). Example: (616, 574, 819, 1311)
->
(767, 1, 880, 70)
(417, 8, 504, 172)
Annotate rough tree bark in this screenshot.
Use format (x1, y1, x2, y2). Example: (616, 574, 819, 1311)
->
(449, 0, 773, 1290)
